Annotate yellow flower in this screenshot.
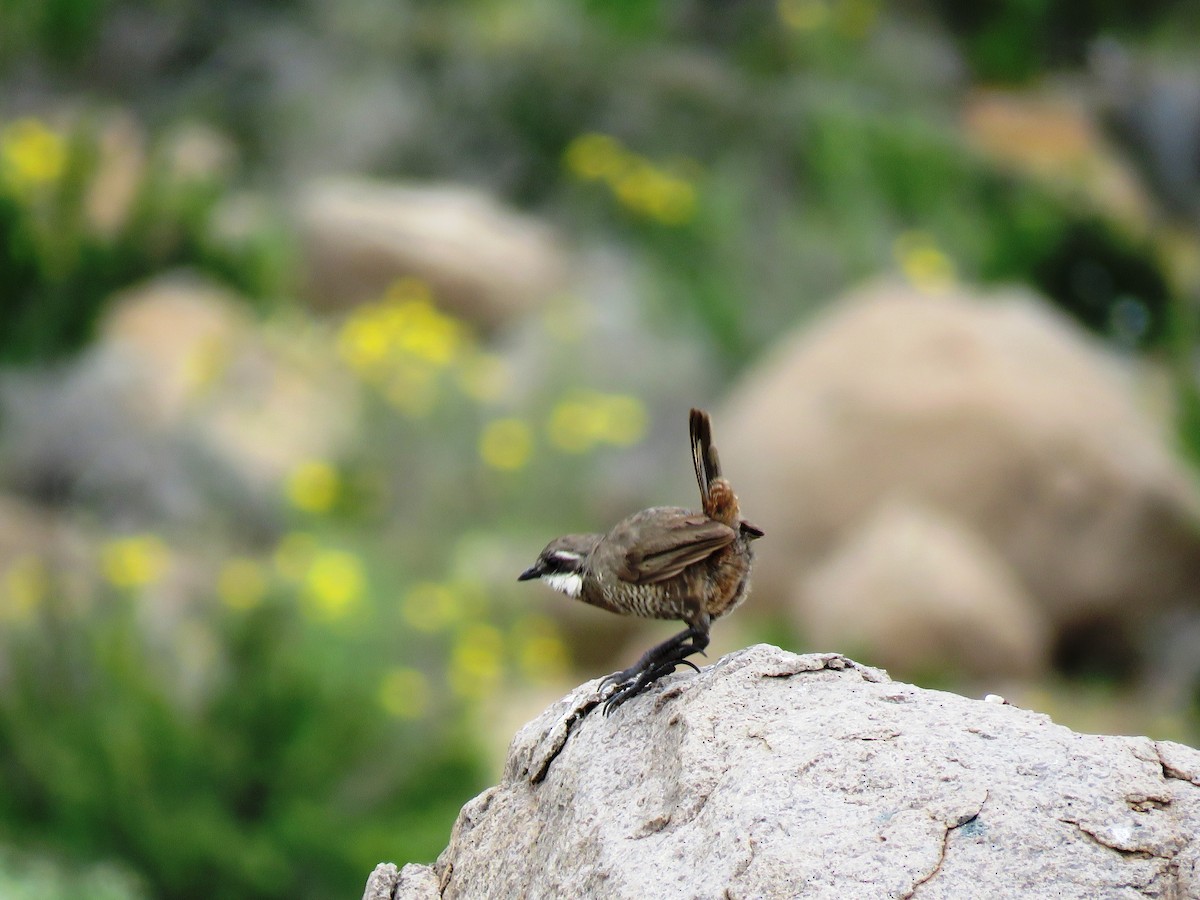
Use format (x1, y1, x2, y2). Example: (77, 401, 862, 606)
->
(217, 557, 268, 611)
(613, 163, 660, 214)
(101, 535, 170, 590)
(2, 555, 48, 622)
(337, 282, 471, 418)
(303, 549, 366, 620)
(893, 230, 956, 293)
(479, 418, 534, 471)
(401, 581, 462, 633)
(379, 667, 431, 719)
(565, 134, 698, 226)
(285, 460, 341, 513)
(337, 314, 393, 378)
(778, 0, 830, 30)
(1, 118, 67, 188)
(609, 160, 698, 226)
(564, 133, 628, 182)
(547, 391, 648, 452)
(546, 398, 604, 453)
(614, 165, 695, 225)
(648, 174, 697, 226)
(449, 623, 505, 699)
(393, 298, 462, 366)
(273, 532, 318, 582)
(337, 281, 464, 384)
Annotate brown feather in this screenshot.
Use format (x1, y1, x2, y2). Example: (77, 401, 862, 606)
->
(610, 511, 736, 585)
(690, 408, 715, 511)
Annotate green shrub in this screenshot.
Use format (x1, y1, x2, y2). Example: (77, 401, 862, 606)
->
(0, 115, 290, 365)
(0, 568, 487, 900)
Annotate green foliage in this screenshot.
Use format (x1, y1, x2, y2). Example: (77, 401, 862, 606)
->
(0, 116, 291, 365)
(929, 0, 1188, 81)
(557, 90, 1175, 365)
(0, 0, 1198, 895)
(580, 0, 662, 38)
(0, 0, 110, 68)
(0, 581, 485, 900)
(1164, 286, 1200, 472)
(0, 279, 646, 897)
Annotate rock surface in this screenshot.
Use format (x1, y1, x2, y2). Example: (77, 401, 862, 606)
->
(295, 178, 566, 329)
(0, 273, 358, 526)
(364, 644, 1200, 899)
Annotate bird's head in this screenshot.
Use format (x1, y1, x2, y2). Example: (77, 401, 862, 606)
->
(517, 534, 600, 599)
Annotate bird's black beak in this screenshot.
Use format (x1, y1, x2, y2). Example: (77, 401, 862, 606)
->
(517, 563, 542, 582)
(741, 520, 765, 539)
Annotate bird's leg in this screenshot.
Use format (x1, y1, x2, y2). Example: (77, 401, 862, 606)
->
(601, 625, 711, 715)
(599, 625, 705, 691)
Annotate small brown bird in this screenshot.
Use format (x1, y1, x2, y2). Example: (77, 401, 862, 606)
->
(519, 408, 762, 714)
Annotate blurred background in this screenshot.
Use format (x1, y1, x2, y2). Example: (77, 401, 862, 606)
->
(2, 0, 1200, 896)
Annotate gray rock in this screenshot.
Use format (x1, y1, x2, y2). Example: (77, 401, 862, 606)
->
(295, 178, 566, 329)
(0, 273, 358, 530)
(799, 498, 1051, 678)
(361, 863, 399, 900)
(377, 645, 1200, 899)
(718, 281, 1200, 675)
(361, 862, 444, 900)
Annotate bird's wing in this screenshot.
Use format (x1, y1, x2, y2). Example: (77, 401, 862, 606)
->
(613, 511, 736, 585)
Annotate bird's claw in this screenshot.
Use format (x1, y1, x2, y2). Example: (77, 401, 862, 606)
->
(598, 667, 638, 694)
(600, 656, 702, 716)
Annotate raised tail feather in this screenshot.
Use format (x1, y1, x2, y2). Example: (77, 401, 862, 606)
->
(690, 408, 720, 513)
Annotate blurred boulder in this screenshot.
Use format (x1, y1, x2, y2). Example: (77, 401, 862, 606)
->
(103, 273, 361, 489)
(800, 498, 1050, 679)
(0, 274, 357, 529)
(83, 111, 146, 239)
(100, 273, 251, 426)
(295, 178, 567, 329)
(369, 644, 1200, 899)
(719, 280, 1200, 676)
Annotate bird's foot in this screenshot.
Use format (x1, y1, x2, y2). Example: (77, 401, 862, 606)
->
(601, 655, 701, 716)
(598, 643, 703, 694)
(598, 665, 640, 695)
(596, 623, 710, 715)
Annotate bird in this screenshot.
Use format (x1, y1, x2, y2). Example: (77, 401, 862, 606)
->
(518, 408, 763, 714)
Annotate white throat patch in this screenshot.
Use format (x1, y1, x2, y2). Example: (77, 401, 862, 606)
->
(543, 571, 584, 599)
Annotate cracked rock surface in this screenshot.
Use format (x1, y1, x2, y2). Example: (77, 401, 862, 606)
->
(364, 644, 1200, 899)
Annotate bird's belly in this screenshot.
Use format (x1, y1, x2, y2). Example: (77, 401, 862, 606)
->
(592, 578, 692, 620)
(585, 545, 754, 622)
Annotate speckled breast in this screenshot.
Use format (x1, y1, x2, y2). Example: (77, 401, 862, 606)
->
(702, 537, 755, 620)
(581, 538, 755, 623)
